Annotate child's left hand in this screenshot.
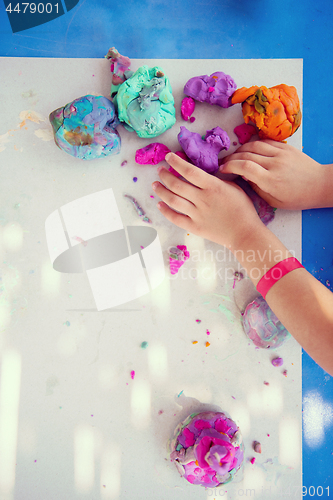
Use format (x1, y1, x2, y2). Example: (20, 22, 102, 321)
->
(152, 152, 262, 251)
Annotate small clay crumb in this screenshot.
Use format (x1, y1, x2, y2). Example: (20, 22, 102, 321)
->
(121, 160, 127, 166)
(250, 457, 256, 464)
(205, 341, 210, 347)
(234, 271, 244, 280)
(192, 341, 198, 344)
(158, 410, 164, 415)
(283, 370, 288, 377)
(196, 319, 201, 324)
(253, 441, 262, 453)
(263, 381, 269, 386)
(141, 341, 148, 349)
(272, 357, 283, 367)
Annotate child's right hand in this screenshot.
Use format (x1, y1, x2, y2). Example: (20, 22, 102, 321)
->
(221, 140, 331, 210)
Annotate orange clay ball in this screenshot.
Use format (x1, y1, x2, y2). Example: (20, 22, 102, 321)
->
(231, 84, 301, 141)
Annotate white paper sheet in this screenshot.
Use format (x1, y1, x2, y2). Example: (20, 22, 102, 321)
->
(0, 57, 302, 500)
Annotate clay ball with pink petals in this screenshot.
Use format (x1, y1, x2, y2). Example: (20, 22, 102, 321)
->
(169, 411, 244, 487)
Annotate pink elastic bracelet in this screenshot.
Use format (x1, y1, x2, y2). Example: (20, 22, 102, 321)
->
(256, 257, 304, 299)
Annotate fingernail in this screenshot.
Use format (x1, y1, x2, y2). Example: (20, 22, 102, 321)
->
(152, 182, 158, 190)
(157, 166, 164, 174)
(165, 152, 172, 162)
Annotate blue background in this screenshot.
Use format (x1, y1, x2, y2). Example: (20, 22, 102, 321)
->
(1, 0, 332, 493)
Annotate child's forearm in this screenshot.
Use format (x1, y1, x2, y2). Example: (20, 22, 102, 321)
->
(153, 152, 333, 374)
(233, 225, 333, 375)
(319, 163, 333, 208)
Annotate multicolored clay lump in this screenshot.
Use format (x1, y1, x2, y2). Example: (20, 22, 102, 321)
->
(169, 411, 244, 487)
(113, 66, 176, 139)
(49, 95, 120, 160)
(242, 296, 291, 349)
(105, 47, 132, 97)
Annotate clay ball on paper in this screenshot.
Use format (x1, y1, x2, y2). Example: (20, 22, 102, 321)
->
(169, 411, 244, 487)
(242, 296, 291, 349)
(231, 84, 301, 141)
(178, 126, 230, 174)
(49, 95, 121, 160)
(184, 72, 237, 108)
(113, 65, 176, 139)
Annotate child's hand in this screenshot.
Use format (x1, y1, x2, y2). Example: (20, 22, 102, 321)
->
(152, 152, 262, 250)
(221, 140, 327, 210)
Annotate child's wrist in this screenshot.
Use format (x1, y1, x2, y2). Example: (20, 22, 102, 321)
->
(229, 224, 292, 287)
(257, 257, 304, 299)
(229, 218, 264, 256)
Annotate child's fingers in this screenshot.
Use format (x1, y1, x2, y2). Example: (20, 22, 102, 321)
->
(222, 151, 271, 170)
(221, 159, 270, 188)
(152, 181, 196, 216)
(165, 152, 210, 189)
(157, 166, 200, 203)
(259, 139, 291, 150)
(233, 140, 285, 157)
(156, 201, 193, 230)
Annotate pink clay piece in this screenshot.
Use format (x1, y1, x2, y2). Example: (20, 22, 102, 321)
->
(169, 245, 190, 275)
(234, 123, 257, 145)
(181, 97, 196, 121)
(135, 143, 171, 165)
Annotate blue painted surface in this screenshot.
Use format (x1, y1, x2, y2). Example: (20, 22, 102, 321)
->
(1, 0, 333, 492)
